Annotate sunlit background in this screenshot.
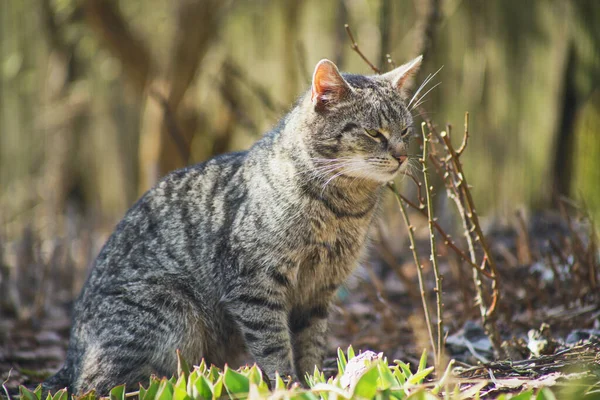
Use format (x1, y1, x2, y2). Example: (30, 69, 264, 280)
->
(1, 0, 599, 246)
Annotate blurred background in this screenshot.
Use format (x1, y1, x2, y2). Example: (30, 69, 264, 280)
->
(2, 0, 600, 238)
(1, 0, 600, 387)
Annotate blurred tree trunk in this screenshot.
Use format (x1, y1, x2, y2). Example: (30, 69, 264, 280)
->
(551, 42, 578, 199)
(84, 0, 227, 194)
(378, 0, 391, 71)
(281, 0, 304, 102)
(150, 0, 227, 187)
(40, 0, 89, 223)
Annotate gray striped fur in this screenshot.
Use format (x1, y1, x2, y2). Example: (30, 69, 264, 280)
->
(43, 57, 422, 394)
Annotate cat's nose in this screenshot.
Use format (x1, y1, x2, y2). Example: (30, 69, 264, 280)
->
(390, 148, 407, 164)
(395, 154, 407, 164)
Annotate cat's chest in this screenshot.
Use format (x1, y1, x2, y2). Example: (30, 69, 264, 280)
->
(293, 211, 372, 289)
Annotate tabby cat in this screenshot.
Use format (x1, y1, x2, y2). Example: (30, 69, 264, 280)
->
(43, 55, 422, 394)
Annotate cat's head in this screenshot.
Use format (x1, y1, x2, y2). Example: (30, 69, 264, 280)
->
(303, 56, 422, 184)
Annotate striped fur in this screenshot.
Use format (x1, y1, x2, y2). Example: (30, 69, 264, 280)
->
(43, 57, 421, 394)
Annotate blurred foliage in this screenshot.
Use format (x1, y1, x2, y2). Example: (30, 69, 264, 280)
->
(1, 0, 599, 239)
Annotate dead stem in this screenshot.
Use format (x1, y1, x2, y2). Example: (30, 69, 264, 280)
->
(389, 181, 437, 368)
(439, 127, 500, 319)
(420, 122, 445, 369)
(344, 24, 381, 74)
(456, 112, 469, 156)
(398, 192, 494, 279)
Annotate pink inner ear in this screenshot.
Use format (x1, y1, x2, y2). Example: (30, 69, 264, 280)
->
(311, 61, 346, 104)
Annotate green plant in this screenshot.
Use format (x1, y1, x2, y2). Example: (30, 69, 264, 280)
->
(13, 348, 561, 400)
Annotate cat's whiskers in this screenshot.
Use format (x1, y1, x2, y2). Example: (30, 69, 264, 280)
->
(410, 81, 441, 111)
(296, 158, 362, 184)
(303, 162, 358, 183)
(319, 162, 366, 196)
(408, 66, 443, 108)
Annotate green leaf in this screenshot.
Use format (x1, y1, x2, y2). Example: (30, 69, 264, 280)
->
(347, 346, 356, 360)
(377, 362, 396, 390)
(431, 359, 455, 395)
(212, 375, 223, 399)
(51, 388, 69, 400)
(208, 366, 221, 383)
(186, 370, 199, 397)
(33, 385, 43, 400)
(191, 375, 213, 400)
(19, 386, 40, 400)
(407, 366, 434, 385)
(388, 389, 407, 399)
(175, 374, 187, 393)
(417, 350, 427, 374)
(197, 360, 207, 375)
(396, 361, 413, 379)
(535, 388, 557, 400)
(142, 378, 161, 400)
(392, 366, 406, 385)
(173, 386, 191, 400)
(76, 389, 97, 400)
(352, 363, 380, 399)
(275, 372, 286, 391)
(177, 350, 191, 380)
(311, 383, 351, 399)
(509, 390, 534, 400)
(247, 364, 262, 386)
(155, 378, 174, 400)
(337, 347, 347, 375)
(223, 366, 249, 398)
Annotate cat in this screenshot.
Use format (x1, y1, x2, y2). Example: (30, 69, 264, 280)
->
(42, 55, 422, 395)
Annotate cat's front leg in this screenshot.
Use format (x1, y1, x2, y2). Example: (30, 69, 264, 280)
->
(290, 303, 329, 383)
(222, 283, 297, 382)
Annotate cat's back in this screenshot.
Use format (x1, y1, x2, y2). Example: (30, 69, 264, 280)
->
(83, 151, 250, 287)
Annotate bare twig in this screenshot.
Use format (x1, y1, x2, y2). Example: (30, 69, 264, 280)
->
(389, 181, 437, 367)
(420, 122, 445, 369)
(456, 112, 469, 156)
(439, 124, 500, 319)
(398, 193, 494, 279)
(344, 24, 381, 74)
(401, 171, 426, 206)
(437, 116, 503, 357)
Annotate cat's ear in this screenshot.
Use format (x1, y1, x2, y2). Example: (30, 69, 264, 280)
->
(382, 55, 423, 94)
(311, 59, 351, 109)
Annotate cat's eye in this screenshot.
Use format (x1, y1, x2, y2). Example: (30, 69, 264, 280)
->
(365, 128, 381, 138)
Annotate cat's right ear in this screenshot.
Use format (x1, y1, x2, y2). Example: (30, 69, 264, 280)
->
(311, 59, 351, 109)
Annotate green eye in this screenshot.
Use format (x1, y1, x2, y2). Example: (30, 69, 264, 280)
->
(365, 128, 380, 137)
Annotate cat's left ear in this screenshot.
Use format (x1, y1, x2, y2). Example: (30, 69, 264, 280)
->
(381, 55, 423, 96)
(311, 59, 352, 109)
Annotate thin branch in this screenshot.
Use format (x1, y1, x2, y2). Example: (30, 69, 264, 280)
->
(456, 112, 469, 156)
(401, 171, 426, 206)
(398, 193, 494, 279)
(439, 128, 500, 318)
(344, 24, 381, 74)
(389, 181, 437, 367)
(420, 122, 445, 369)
